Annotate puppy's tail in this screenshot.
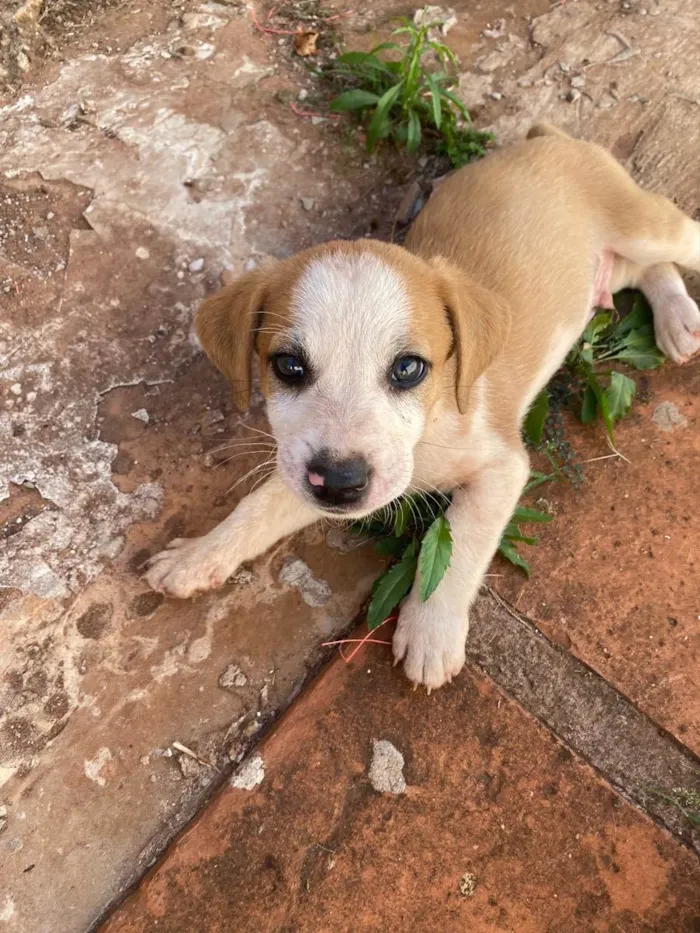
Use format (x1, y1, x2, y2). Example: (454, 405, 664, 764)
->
(526, 122, 571, 141)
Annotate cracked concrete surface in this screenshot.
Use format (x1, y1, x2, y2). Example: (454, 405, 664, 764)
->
(1, 1, 700, 931)
(1, 4, 396, 930)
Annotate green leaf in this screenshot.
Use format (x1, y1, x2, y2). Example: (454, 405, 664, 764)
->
(369, 41, 403, 54)
(502, 523, 539, 546)
(406, 109, 422, 152)
(612, 345, 664, 370)
(524, 389, 549, 446)
(329, 89, 381, 112)
(418, 516, 453, 602)
(579, 344, 595, 366)
(336, 51, 391, 73)
(580, 384, 598, 424)
(582, 311, 613, 345)
(523, 471, 555, 495)
(428, 40, 457, 66)
(438, 87, 469, 119)
(374, 536, 405, 558)
(392, 498, 412, 537)
(498, 538, 531, 577)
(427, 76, 442, 129)
(606, 371, 636, 422)
(511, 506, 553, 524)
(366, 81, 403, 150)
(366, 551, 417, 629)
(612, 293, 654, 337)
(587, 371, 614, 439)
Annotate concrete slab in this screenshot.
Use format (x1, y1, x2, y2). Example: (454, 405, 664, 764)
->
(1, 4, 396, 930)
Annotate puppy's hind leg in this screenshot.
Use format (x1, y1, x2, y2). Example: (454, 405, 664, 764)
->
(606, 185, 700, 273)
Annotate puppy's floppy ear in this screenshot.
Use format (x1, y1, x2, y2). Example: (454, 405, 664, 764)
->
(430, 257, 511, 414)
(195, 264, 275, 411)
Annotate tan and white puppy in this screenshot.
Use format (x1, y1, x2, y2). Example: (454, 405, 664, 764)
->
(146, 124, 700, 690)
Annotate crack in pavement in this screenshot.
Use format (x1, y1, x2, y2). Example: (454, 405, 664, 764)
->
(468, 591, 700, 856)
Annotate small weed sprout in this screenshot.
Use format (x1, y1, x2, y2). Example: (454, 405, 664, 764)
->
(327, 16, 492, 165)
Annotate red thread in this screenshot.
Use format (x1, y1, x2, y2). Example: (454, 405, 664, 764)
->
(322, 615, 396, 663)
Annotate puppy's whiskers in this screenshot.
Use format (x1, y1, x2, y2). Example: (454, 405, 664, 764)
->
(227, 456, 277, 494)
(214, 448, 277, 469)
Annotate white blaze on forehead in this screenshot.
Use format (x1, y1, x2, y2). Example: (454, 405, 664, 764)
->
(289, 252, 411, 371)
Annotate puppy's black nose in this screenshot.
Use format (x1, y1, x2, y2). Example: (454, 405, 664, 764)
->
(307, 452, 370, 507)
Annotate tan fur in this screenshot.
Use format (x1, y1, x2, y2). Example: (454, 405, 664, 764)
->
(196, 268, 270, 411)
(149, 125, 700, 691)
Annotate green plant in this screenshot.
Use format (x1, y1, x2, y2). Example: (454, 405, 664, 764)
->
(498, 473, 555, 577)
(352, 494, 451, 629)
(651, 784, 700, 826)
(327, 15, 492, 165)
(526, 293, 664, 446)
(354, 474, 554, 629)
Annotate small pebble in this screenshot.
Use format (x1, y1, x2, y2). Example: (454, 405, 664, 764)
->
(189, 257, 204, 273)
(300, 197, 315, 211)
(231, 755, 265, 790)
(368, 739, 406, 794)
(219, 664, 248, 689)
(131, 409, 150, 424)
(459, 873, 477, 897)
(135, 247, 150, 260)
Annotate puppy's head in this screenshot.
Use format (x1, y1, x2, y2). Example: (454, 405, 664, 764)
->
(196, 241, 509, 517)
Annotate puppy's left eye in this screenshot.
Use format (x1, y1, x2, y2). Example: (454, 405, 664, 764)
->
(390, 355, 428, 389)
(272, 354, 307, 385)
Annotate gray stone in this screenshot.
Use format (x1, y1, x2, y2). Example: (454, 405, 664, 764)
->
(368, 739, 406, 794)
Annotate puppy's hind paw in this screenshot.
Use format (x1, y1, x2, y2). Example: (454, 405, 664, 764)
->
(654, 293, 700, 363)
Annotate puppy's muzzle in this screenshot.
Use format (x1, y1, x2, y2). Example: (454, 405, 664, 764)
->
(306, 450, 370, 509)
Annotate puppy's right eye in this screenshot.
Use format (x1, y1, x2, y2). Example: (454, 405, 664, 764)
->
(272, 354, 307, 385)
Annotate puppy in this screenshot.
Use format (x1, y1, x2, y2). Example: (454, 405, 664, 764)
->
(146, 124, 700, 690)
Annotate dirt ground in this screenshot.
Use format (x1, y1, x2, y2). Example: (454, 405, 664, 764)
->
(1, 1, 699, 931)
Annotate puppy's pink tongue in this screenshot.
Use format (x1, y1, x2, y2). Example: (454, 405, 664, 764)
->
(308, 472, 325, 487)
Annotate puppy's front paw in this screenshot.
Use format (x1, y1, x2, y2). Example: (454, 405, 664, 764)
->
(145, 537, 236, 599)
(654, 294, 700, 363)
(392, 597, 468, 692)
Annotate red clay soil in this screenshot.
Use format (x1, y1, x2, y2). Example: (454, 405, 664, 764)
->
(496, 361, 700, 755)
(102, 641, 700, 933)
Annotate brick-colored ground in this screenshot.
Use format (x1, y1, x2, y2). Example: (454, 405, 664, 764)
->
(102, 643, 700, 933)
